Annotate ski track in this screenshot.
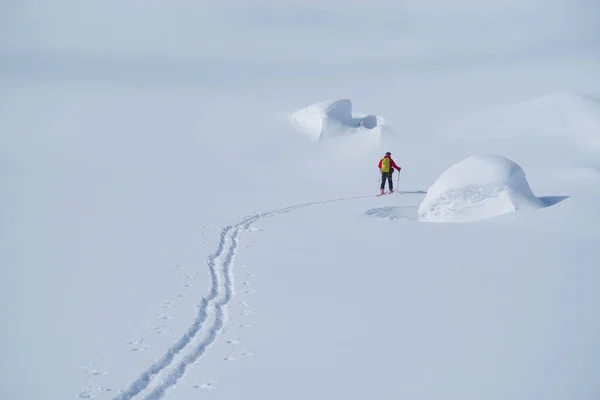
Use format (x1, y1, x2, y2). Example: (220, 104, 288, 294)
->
(112, 195, 374, 400)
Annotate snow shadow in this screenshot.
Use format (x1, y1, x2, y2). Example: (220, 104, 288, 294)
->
(365, 206, 419, 221)
(365, 191, 427, 221)
(325, 100, 377, 130)
(397, 190, 427, 195)
(354, 114, 378, 129)
(365, 194, 567, 223)
(289, 99, 393, 141)
(538, 196, 570, 206)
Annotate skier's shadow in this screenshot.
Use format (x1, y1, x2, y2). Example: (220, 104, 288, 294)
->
(366, 190, 427, 220)
(395, 190, 427, 194)
(365, 206, 419, 220)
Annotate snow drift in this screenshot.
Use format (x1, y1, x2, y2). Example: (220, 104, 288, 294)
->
(444, 92, 600, 145)
(289, 99, 392, 141)
(418, 155, 544, 223)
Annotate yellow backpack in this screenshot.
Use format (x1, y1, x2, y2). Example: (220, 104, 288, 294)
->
(381, 157, 391, 172)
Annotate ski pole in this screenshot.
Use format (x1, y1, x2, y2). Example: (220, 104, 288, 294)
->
(396, 169, 400, 193)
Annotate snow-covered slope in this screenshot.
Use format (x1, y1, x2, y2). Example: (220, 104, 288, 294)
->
(418, 155, 545, 222)
(445, 92, 600, 146)
(3, 2, 600, 400)
(289, 99, 392, 141)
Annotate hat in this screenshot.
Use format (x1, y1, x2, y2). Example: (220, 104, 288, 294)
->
(385, 152, 391, 155)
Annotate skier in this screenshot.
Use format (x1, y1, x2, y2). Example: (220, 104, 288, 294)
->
(378, 151, 401, 194)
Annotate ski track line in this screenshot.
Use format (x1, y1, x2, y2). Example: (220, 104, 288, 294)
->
(112, 194, 374, 400)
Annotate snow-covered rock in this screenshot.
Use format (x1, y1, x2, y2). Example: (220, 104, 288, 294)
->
(418, 155, 544, 223)
(445, 92, 600, 145)
(289, 99, 392, 141)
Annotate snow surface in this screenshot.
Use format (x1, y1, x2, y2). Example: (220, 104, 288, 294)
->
(418, 155, 545, 222)
(2, 1, 600, 400)
(444, 92, 600, 146)
(289, 99, 392, 141)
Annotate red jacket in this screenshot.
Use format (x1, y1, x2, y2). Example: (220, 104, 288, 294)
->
(378, 155, 401, 171)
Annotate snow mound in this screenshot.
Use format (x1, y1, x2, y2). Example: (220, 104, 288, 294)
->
(445, 92, 600, 145)
(289, 99, 392, 141)
(418, 155, 544, 223)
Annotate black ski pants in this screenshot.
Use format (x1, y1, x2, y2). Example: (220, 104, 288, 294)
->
(380, 170, 394, 191)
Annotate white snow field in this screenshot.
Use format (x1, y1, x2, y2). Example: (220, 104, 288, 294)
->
(418, 155, 545, 222)
(444, 92, 600, 146)
(2, 1, 600, 400)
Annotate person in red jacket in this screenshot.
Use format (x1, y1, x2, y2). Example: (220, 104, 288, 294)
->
(378, 152, 401, 194)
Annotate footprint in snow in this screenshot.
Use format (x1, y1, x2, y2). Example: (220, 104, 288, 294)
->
(244, 288, 256, 294)
(77, 387, 112, 398)
(77, 364, 112, 399)
(181, 282, 193, 288)
(238, 323, 251, 328)
(242, 281, 251, 286)
(130, 345, 150, 352)
(245, 272, 255, 277)
(127, 338, 150, 352)
(161, 301, 175, 309)
(149, 324, 170, 334)
(240, 309, 256, 316)
(174, 290, 187, 298)
(78, 362, 107, 377)
(157, 312, 172, 320)
(226, 339, 242, 345)
(242, 350, 255, 357)
(77, 387, 97, 399)
(192, 381, 217, 391)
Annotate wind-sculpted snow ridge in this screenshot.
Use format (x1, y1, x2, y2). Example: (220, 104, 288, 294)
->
(112, 194, 373, 400)
(289, 99, 392, 141)
(418, 155, 546, 223)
